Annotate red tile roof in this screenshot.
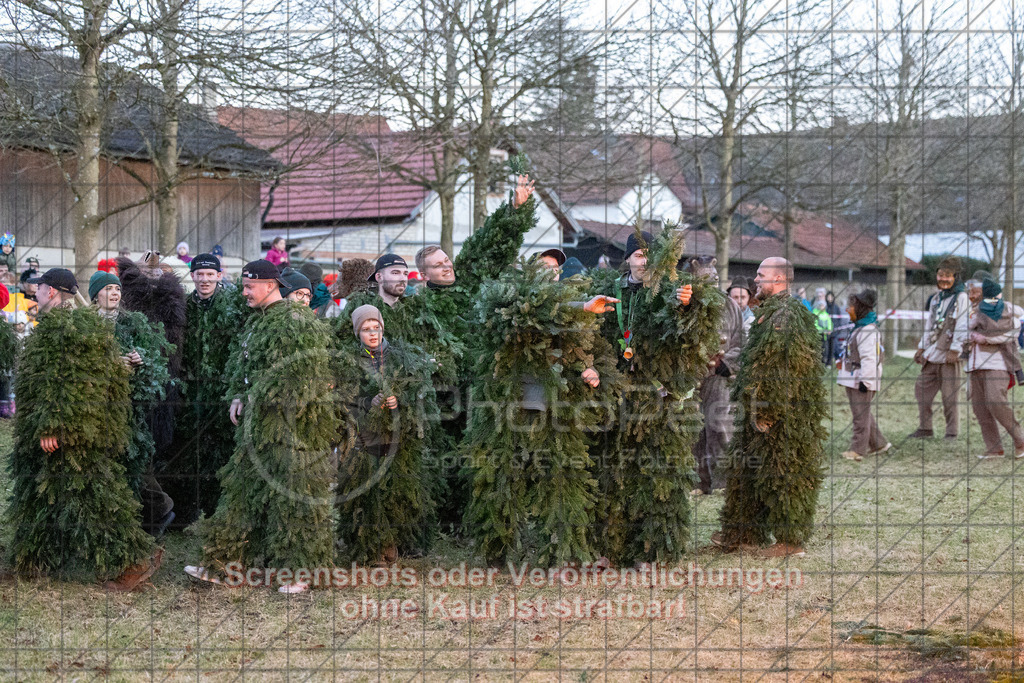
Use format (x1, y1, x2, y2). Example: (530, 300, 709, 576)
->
(577, 204, 921, 271)
(218, 107, 432, 225)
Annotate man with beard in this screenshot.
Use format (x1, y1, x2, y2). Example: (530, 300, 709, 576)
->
(911, 255, 969, 440)
(372, 254, 409, 308)
(90, 270, 176, 535)
(6, 268, 161, 590)
(715, 257, 827, 558)
(188, 259, 340, 593)
(168, 253, 248, 521)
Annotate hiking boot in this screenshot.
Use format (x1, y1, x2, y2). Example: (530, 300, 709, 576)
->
(759, 543, 806, 559)
(104, 548, 164, 592)
(841, 450, 863, 462)
(908, 429, 933, 439)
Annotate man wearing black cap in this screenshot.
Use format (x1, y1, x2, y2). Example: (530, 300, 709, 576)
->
(6, 268, 162, 590)
(189, 259, 341, 593)
(165, 253, 249, 522)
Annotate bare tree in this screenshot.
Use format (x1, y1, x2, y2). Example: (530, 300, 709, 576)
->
(654, 0, 804, 283)
(0, 0, 141, 278)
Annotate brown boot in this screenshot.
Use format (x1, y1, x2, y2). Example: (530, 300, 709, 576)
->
(104, 547, 164, 592)
(758, 543, 805, 559)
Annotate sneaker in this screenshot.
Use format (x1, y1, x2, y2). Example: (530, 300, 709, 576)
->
(977, 451, 1005, 460)
(278, 582, 309, 594)
(104, 548, 164, 592)
(184, 565, 226, 586)
(908, 429, 934, 439)
(841, 450, 863, 461)
(869, 443, 892, 455)
(759, 543, 806, 559)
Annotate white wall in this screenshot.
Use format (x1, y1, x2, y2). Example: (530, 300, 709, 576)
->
(892, 231, 1022, 280)
(565, 176, 684, 229)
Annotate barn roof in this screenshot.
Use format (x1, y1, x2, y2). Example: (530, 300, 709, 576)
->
(219, 107, 433, 225)
(0, 46, 277, 175)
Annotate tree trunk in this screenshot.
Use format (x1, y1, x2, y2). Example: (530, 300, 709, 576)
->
(716, 228, 731, 285)
(439, 186, 455, 259)
(1004, 225, 1016, 304)
(71, 43, 103, 281)
(472, 85, 493, 230)
(885, 232, 907, 354)
(156, 6, 181, 256)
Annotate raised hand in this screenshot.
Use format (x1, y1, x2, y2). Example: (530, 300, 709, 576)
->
(512, 175, 535, 208)
(582, 367, 600, 388)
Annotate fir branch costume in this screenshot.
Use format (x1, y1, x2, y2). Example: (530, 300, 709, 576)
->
(165, 284, 249, 520)
(463, 264, 621, 565)
(718, 292, 828, 547)
(5, 306, 153, 579)
(115, 257, 187, 457)
(111, 309, 174, 495)
(199, 300, 340, 575)
(335, 337, 439, 563)
(589, 231, 722, 563)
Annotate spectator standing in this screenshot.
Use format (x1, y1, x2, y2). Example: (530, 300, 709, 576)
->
(812, 300, 833, 363)
(265, 236, 289, 270)
(965, 277, 1024, 459)
(175, 242, 192, 265)
(837, 289, 889, 461)
(911, 256, 969, 440)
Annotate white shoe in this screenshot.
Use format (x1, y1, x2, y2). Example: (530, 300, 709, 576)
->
(184, 565, 225, 585)
(278, 582, 309, 594)
(870, 443, 892, 455)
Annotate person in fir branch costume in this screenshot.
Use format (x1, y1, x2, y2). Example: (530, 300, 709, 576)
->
(462, 253, 622, 565)
(5, 268, 161, 590)
(166, 254, 249, 522)
(588, 229, 722, 564)
(115, 252, 187, 470)
(186, 260, 341, 594)
(714, 257, 827, 558)
(90, 271, 176, 535)
(335, 305, 439, 563)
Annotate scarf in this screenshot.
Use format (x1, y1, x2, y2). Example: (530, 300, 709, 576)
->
(362, 338, 390, 373)
(853, 311, 877, 328)
(310, 282, 333, 310)
(980, 297, 1005, 322)
(937, 281, 965, 302)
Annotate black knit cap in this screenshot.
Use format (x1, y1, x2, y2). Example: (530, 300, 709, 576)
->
(190, 253, 221, 272)
(368, 253, 408, 281)
(538, 248, 566, 266)
(625, 231, 654, 259)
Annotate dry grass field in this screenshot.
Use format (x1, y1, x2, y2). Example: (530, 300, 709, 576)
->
(0, 357, 1022, 681)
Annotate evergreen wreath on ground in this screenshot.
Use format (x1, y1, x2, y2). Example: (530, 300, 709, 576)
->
(164, 285, 250, 520)
(5, 306, 153, 580)
(718, 292, 828, 547)
(199, 301, 341, 574)
(462, 262, 622, 565)
(589, 228, 723, 563)
(335, 339, 439, 563)
(112, 309, 175, 495)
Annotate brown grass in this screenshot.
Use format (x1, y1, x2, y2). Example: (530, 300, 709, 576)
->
(0, 357, 1021, 681)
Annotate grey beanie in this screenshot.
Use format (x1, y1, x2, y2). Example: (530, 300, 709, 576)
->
(352, 304, 384, 338)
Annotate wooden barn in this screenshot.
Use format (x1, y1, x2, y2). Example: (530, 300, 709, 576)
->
(0, 47, 277, 272)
